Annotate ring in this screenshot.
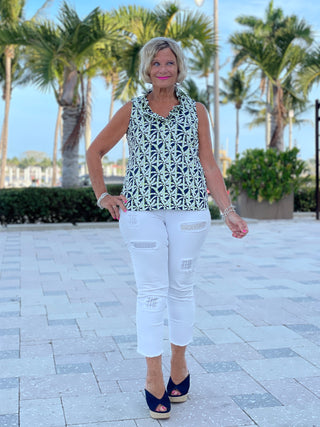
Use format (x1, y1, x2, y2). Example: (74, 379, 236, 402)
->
(112, 206, 117, 208)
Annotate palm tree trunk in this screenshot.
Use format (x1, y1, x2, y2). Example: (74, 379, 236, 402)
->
(62, 106, 81, 187)
(109, 79, 116, 121)
(84, 77, 92, 174)
(235, 107, 240, 156)
(0, 46, 14, 188)
(205, 75, 210, 109)
(265, 79, 271, 149)
(205, 74, 215, 132)
(208, 110, 214, 133)
(270, 83, 284, 151)
(52, 104, 62, 187)
(122, 135, 126, 176)
(213, 0, 220, 167)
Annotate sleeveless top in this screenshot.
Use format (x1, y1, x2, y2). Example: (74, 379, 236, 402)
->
(121, 86, 208, 211)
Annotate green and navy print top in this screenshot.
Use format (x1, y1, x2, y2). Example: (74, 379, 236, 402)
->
(122, 86, 209, 211)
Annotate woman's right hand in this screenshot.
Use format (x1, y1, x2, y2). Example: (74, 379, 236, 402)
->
(100, 194, 127, 220)
(225, 212, 248, 239)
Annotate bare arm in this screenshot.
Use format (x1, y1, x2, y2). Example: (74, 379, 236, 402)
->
(196, 102, 248, 238)
(86, 101, 132, 219)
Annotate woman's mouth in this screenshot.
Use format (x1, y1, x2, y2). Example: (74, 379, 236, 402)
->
(157, 76, 170, 80)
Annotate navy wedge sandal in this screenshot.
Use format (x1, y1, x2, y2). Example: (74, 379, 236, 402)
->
(145, 389, 171, 419)
(167, 373, 190, 403)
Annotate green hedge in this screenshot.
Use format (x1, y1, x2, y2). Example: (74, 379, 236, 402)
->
(0, 186, 221, 224)
(0, 186, 123, 225)
(294, 186, 317, 212)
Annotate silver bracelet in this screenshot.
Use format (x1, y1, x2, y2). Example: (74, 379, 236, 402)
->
(220, 205, 236, 219)
(97, 192, 109, 209)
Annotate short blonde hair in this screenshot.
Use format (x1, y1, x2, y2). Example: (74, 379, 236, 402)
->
(139, 37, 187, 84)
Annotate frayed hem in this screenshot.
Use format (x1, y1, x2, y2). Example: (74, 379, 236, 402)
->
(137, 349, 164, 358)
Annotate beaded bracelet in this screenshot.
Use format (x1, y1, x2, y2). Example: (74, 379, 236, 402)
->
(220, 205, 236, 219)
(97, 192, 109, 209)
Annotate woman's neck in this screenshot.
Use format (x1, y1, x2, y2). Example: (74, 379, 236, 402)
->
(148, 85, 177, 102)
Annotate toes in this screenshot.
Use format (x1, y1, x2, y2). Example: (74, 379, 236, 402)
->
(156, 404, 168, 412)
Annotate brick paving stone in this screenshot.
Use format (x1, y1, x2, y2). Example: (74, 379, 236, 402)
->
(257, 347, 299, 358)
(0, 350, 19, 360)
(261, 377, 320, 406)
(245, 403, 320, 427)
(62, 393, 147, 424)
(238, 356, 320, 381)
(0, 414, 19, 427)
(231, 392, 282, 409)
(0, 378, 19, 389)
(20, 398, 65, 427)
(20, 373, 100, 399)
(201, 361, 243, 373)
(0, 389, 19, 415)
(296, 376, 320, 399)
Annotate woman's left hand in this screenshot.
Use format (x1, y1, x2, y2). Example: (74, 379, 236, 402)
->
(225, 212, 248, 239)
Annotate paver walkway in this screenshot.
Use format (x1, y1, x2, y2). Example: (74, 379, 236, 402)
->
(0, 217, 319, 427)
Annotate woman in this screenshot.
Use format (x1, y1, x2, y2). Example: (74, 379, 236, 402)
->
(86, 37, 248, 420)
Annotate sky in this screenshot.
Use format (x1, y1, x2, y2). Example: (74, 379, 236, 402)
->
(4, 0, 320, 163)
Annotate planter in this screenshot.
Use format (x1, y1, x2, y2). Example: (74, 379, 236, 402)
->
(237, 191, 294, 220)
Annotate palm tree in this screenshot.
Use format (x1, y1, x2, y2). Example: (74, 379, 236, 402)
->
(230, 1, 313, 151)
(1, 3, 120, 187)
(188, 44, 216, 130)
(234, 0, 289, 148)
(0, 0, 52, 188)
(299, 46, 320, 94)
(0, 0, 26, 188)
(220, 70, 252, 156)
(182, 78, 210, 107)
(246, 90, 312, 138)
(112, 2, 215, 102)
(54, 5, 119, 187)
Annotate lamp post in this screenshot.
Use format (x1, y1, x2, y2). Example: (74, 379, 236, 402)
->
(194, 0, 220, 168)
(288, 109, 294, 149)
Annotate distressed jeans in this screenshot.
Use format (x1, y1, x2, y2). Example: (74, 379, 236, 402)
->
(119, 209, 211, 357)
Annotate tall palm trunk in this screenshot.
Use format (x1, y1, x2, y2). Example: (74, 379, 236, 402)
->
(52, 104, 62, 186)
(265, 79, 271, 149)
(235, 107, 240, 157)
(84, 77, 92, 174)
(60, 68, 84, 187)
(205, 74, 215, 132)
(270, 82, 285, 151)
(108, 74, 118, 121)
(62, 106, 81, 187)
(0, 46, 14, 188)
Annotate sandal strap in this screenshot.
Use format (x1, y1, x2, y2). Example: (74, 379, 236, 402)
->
(145, 389, 171, 413)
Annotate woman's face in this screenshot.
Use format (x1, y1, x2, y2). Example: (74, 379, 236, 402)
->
(149, 48, 178, 88)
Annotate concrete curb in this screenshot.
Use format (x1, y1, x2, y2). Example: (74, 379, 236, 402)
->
(1, 212, 316, 232)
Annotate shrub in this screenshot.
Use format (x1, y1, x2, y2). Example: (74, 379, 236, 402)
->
(226, 148, 309, 203)
(294, 186, 317, 212)
(0, 186, 123, 225)
(208, 201, 221, 219)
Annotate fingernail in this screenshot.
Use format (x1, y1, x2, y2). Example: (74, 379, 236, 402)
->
(242, 229, 247, 232)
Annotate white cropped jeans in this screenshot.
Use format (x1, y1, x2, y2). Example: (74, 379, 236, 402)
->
(119, 209, 211, 357)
